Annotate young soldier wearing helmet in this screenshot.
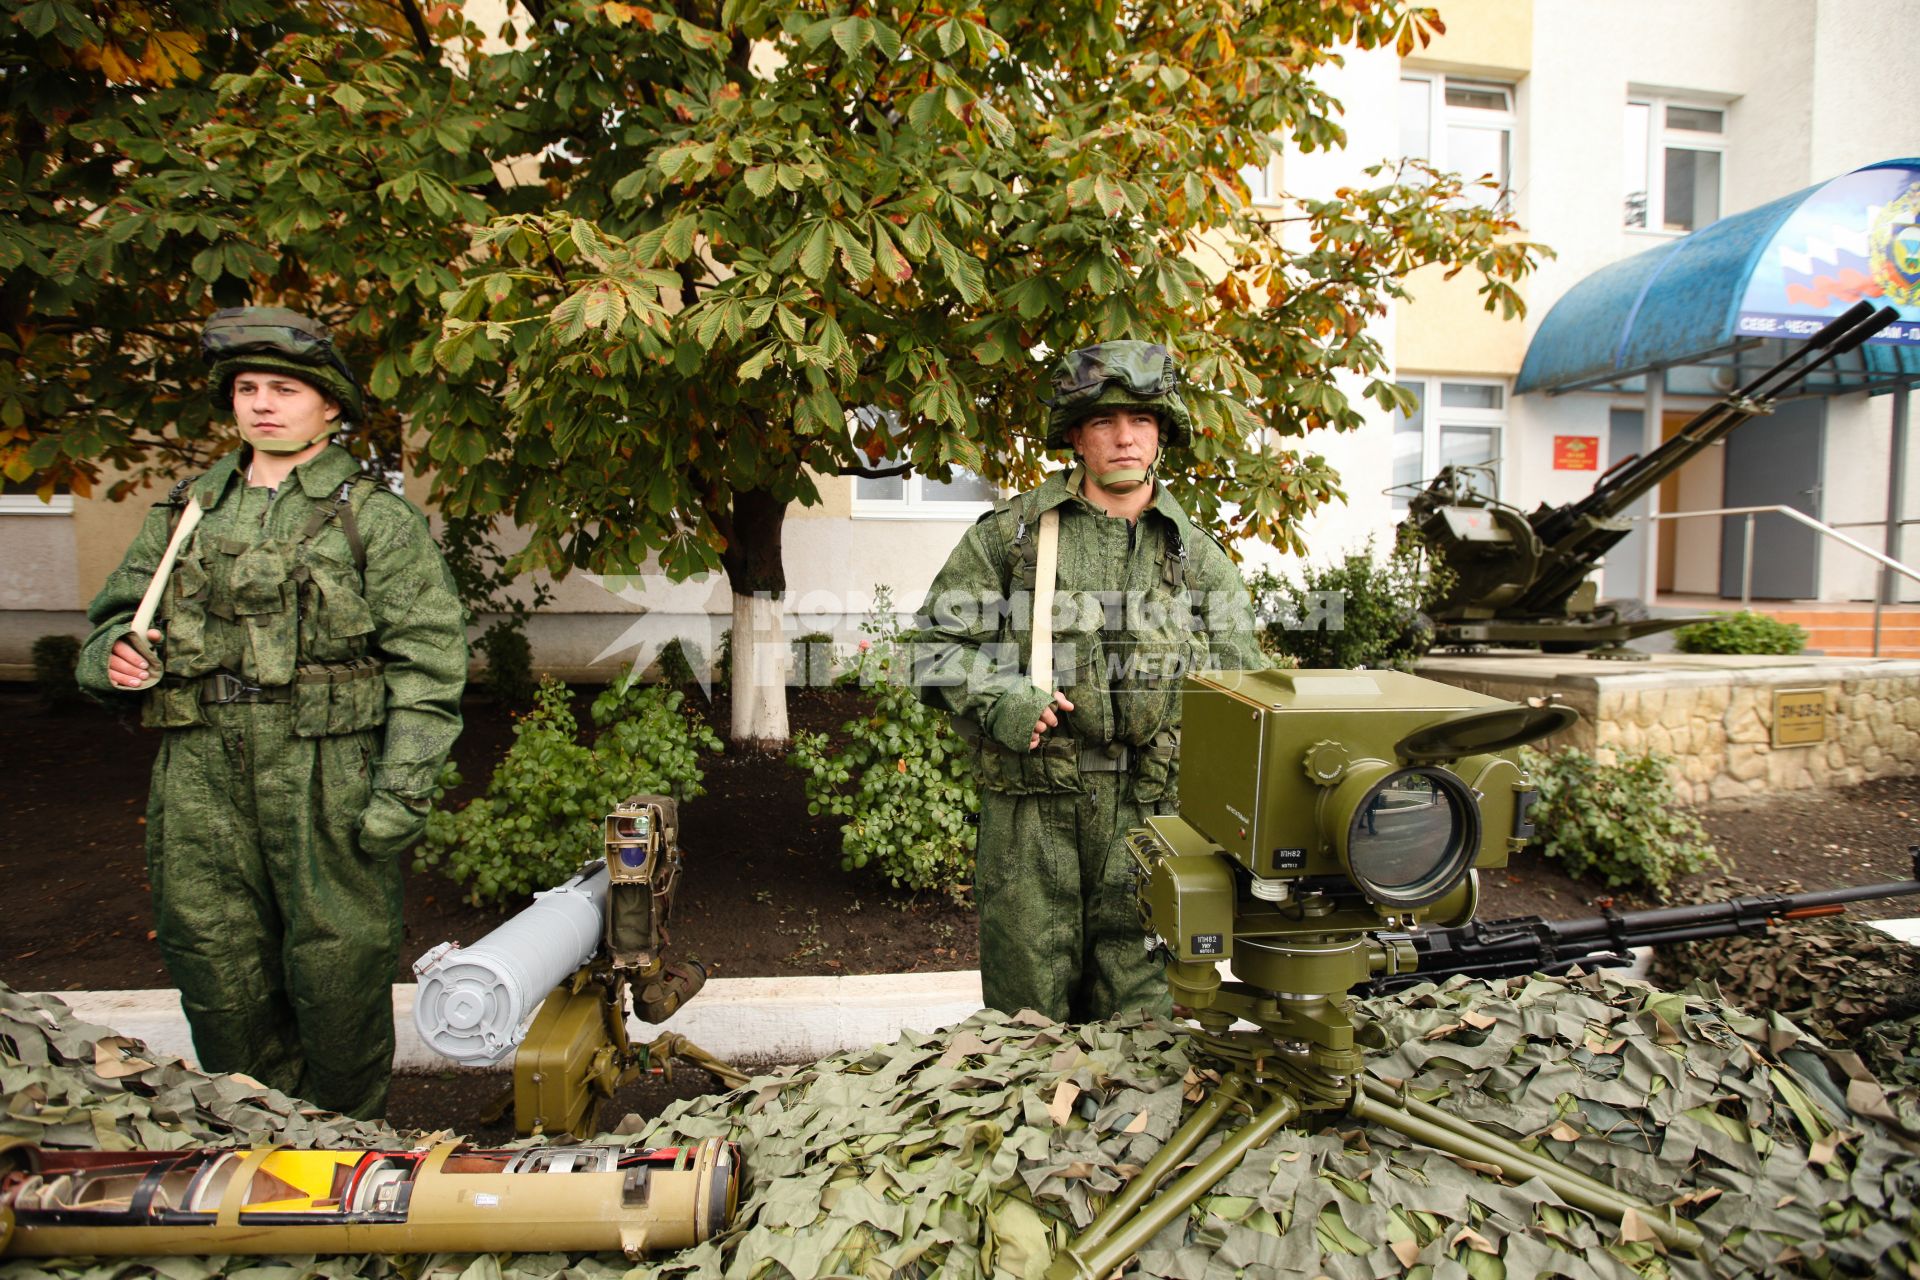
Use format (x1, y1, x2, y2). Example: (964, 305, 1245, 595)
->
(76, 307, 467, 1119)
(914, 341, 1270, 1023)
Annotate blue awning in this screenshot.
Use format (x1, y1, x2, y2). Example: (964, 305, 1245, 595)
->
(1515, 158, 1920, 396)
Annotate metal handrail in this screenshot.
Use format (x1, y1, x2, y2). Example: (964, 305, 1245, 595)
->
(1639, 505, 1920, 657)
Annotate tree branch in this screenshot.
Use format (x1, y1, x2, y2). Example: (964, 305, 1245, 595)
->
(393, 0, 440, 65)
(836, 462, 913, 479)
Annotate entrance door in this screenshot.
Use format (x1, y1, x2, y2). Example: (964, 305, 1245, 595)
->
(1604, 409, 1647, 601)
(1719, 396, 1824, 599)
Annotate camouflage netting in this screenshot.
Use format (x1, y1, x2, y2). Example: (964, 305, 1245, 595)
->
(6, 975, 1920, 1280)
(1649, 916, 1920, 1092)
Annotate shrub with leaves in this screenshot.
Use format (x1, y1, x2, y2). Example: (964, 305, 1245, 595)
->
(790, 590, 977, 898)
(30, 633, 82, 706)
(1673, 610, 1807, 655)
(1521, 746, 1721, 898)
(1249, 535, 1449, 670)
(476, 619, 537, 708)
(417, 673, 722, 907)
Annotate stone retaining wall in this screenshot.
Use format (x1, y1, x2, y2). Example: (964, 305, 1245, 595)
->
(1417, 655, 1920, 805)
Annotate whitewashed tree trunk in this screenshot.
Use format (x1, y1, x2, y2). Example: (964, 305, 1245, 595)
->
(730, 590, 789, 746)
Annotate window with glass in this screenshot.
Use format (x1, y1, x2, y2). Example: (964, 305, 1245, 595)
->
(1400, 75, 1516, 211)
(848, 409, 997, 517)
(1624, 96, 1724, 232)
(1389, 378, 1506, 508)
(1240, 160, 1277, 206)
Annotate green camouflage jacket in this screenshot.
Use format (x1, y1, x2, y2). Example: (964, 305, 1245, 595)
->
(914, 468, 1269, 797)
(77, 445, 467, 805)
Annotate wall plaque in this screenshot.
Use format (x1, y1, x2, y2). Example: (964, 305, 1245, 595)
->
(1771, 688, 1827, 747)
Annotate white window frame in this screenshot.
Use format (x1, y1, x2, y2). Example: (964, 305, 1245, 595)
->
(1240, 160, 1279, 207)
(1389, 376, 1509, 509)
(0, 480, 74, 514)
(1623, 93, 1726, 234)
(847, 405, 999, 519)
(850, 464, 998, 520)
(1399, 74, 1516, 212)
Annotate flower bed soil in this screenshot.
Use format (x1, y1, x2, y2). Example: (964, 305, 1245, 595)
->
(5, 682, 1918, 998)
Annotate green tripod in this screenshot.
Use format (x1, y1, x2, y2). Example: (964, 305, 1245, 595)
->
(1045, 941, 1704, 1279)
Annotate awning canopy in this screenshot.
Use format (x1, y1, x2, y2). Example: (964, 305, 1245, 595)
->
(1515, 158, 1920, 397)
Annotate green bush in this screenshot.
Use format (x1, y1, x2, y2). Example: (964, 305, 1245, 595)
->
(1521, 746, 1721, 898)
(790, 589, 977, 898)
(1673, 610, 1806, 655)
(31, 634, 82, 706)
(476, 620, 537, 708)
(416, 673, 723, 906)
(791, 630, 837, 687)
(1248, 535, 1449, 670)
(655, 638, 705, 687)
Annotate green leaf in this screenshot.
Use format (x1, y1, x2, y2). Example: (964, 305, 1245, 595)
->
(798, 221, 833, 280)
(830, 221, 875, 281)
(744, 165, 777, 198)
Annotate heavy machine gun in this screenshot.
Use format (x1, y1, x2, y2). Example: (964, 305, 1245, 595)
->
(1361, 846, 1920, 996)
(1402, 301, 1900, 655)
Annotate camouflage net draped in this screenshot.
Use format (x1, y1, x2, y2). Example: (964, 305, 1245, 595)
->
(1650, 916, 1920, 1093)
(5, 975, 1920, 1280)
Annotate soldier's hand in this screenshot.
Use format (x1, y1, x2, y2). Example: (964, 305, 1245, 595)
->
(1029, 691, 1074, 751)
(108, 629, 164, 688)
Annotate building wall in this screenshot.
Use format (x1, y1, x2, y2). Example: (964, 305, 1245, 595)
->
(5, 1, 1919, 672)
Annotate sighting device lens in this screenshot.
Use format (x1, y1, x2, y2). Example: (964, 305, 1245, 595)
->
(1342, 767, 1479, 907)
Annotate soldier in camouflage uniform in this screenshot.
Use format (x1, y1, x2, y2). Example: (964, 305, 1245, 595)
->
(915, 341, 1269, 1023)
(77, 308, 467, 1119)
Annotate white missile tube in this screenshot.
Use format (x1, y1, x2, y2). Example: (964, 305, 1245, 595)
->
(412, 862, 611, 1066)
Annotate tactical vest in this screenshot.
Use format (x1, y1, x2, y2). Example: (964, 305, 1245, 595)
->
(967, 487, 1206, 802)
(142, 475, 389, 738)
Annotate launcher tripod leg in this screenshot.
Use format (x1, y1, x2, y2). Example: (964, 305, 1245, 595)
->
(1046, 1071, 1703, 1279)
(1046, 1076, 1299, 1280)
(1349, 1079, 1703, 1254)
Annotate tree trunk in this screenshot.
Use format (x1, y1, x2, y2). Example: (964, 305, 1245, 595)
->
(717, 487, 790, 747)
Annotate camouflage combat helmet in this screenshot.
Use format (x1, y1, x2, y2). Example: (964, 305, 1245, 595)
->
(203, 307, 366, 423)
(1043, 340, 1193, 450)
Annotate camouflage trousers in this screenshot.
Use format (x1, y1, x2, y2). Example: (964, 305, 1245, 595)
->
(146, 703, 401, 1120)
(974, 775, 1172, 1024)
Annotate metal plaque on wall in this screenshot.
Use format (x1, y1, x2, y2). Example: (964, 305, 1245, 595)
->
(1771, 688, 1828, 747)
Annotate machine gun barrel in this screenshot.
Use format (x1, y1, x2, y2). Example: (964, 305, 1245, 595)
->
(1534, 301, 1890, 545)
(1362, 848, 1920, 997)
(1511, 303, 1897, 620)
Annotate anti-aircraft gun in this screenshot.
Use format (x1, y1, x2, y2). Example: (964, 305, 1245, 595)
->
(1047, 668, 1920, 1278)
(1401, 301, 1900, 655)
(411, 795, 747, 1139)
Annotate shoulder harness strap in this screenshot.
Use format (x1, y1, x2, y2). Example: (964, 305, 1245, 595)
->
(298, 475, 379, 572)
(162, 474, 202, 536)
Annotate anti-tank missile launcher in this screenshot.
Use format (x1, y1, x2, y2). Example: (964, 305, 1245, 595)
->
(412, 795, 744, 1138)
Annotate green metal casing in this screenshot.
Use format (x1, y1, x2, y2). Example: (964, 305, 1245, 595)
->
(1176, 669, 1529, 881)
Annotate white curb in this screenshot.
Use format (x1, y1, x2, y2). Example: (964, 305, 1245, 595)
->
(36, 919, 1918, 1075)
(44, 970, 987, 1074)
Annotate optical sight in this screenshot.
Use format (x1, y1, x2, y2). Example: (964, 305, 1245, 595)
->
(1130, 669, 1575, 1085)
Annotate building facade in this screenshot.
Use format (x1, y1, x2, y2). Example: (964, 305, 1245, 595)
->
(4, 0, 1916, 678)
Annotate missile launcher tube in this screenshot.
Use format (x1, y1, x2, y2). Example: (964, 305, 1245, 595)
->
(0, 1139, 739, 1260)
(412, 863, 611, 1066)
